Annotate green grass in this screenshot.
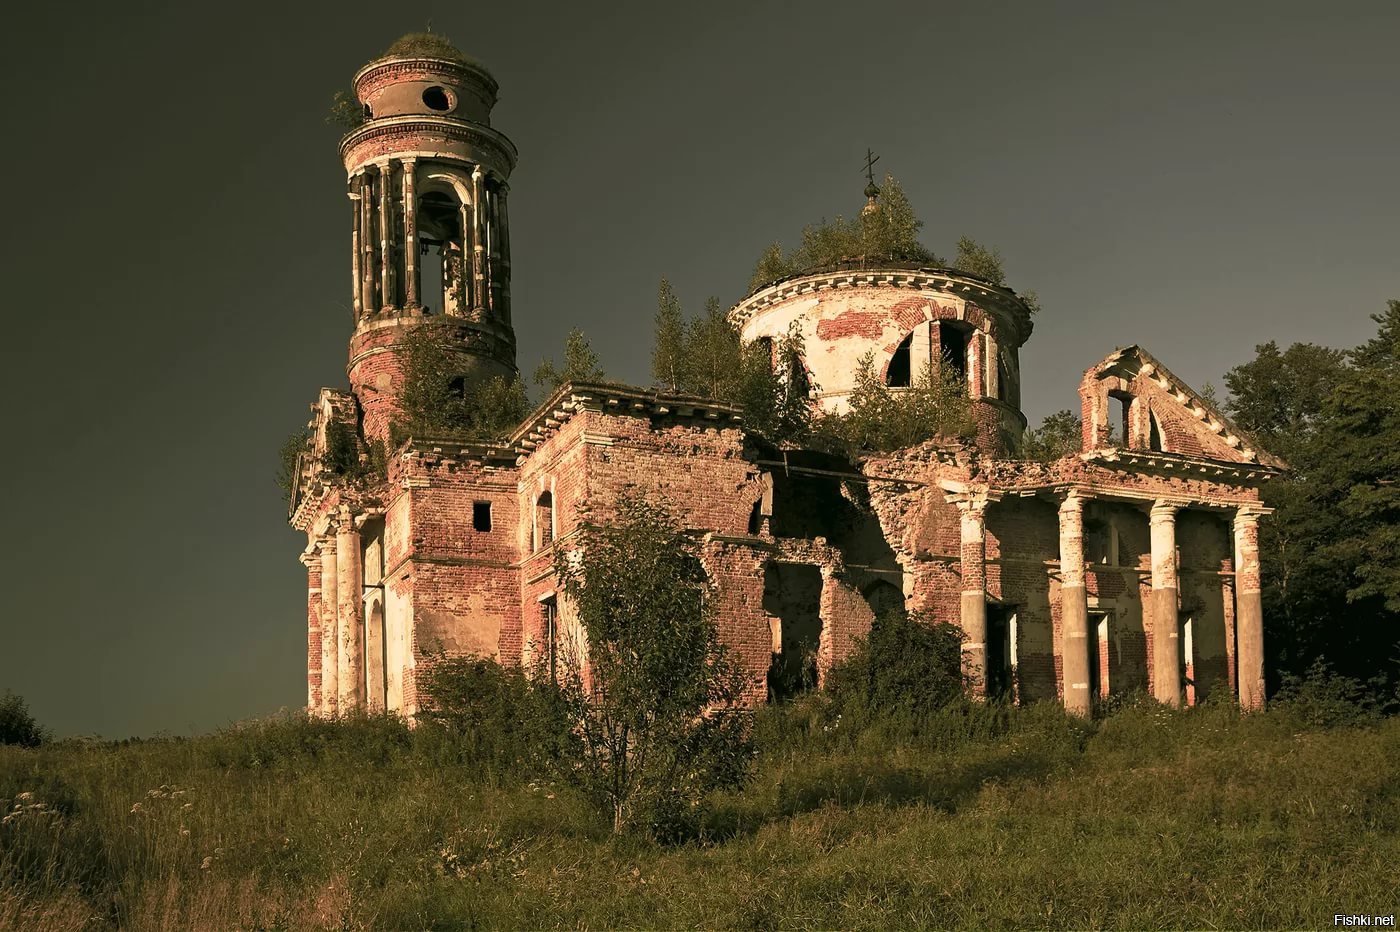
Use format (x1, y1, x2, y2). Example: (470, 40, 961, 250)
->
(4, 701, 1398, 930)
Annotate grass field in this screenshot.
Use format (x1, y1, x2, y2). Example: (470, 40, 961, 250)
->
(3, 697, 1397, 930)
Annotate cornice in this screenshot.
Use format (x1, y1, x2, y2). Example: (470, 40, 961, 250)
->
(729, 266, 1035, 346)
(339, 117, 518, 175)
(353, 55, 499, 97)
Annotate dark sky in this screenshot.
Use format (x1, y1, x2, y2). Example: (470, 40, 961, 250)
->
(3, 0, 1394, 738)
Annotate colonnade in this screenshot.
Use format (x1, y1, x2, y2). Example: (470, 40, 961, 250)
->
(953, 492, 1268, 715)
(347, 159, 511, 323)
(303, 511, 369, 717)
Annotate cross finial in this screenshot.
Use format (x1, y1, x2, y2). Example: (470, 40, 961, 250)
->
(862, 148, 881, 201)
(863, 148, 880, 185)
(426, 18, 434, 33)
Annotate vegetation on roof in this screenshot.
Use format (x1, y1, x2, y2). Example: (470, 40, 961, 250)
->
(383, 32, 471, 64)
(747, 174, 1040, 314)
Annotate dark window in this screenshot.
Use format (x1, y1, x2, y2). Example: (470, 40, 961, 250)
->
(473, 501, 492, 532)
(422, 86, 452, 111)
(542, 597, 559, 683)
(938, 321, 969, 384)
(1109, 393, 1132, 446)
(1149, 411, 1164, 452)
(535, 492, 554, 549)
(886, 332, 912, 387)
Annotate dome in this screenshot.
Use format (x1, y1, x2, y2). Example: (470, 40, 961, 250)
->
(382, 32, 481, 68)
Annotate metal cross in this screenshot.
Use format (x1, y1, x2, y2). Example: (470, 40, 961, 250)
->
(863, 148, 880, 185)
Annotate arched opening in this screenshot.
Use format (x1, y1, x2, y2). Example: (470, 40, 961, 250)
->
(938, 321, 970, 387)
(1108, 391, 1132, 447)
(861, 579, 904, 619)
(1148, 410, 1165, 452)
(534, 491, 554, 551)
(417, 189, 467, 315)
(886, 332, 913, 387)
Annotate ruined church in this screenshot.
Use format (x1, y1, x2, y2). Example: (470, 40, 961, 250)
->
(288, 37, 1284, 720)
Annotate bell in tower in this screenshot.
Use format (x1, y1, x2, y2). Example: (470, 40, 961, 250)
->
(340, 33, 518, 444)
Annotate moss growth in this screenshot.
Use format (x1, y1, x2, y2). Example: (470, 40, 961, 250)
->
(383, 32, 471, 64)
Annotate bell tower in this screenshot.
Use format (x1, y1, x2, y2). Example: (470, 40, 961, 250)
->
(340, 34, 518, 444)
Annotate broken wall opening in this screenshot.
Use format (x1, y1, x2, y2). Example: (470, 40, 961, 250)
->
(938, 321, 970, 386)
(986, 603, 1016, 700)
(763, 563, 823, 701)
(886, 332, 913, 387)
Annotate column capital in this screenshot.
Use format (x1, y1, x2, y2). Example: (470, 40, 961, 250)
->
(1149, 499, 1186, 522)
(1233, 503, 1272, 526)
(1057, 488, 1091, 514)
(471, 164, 484, 180)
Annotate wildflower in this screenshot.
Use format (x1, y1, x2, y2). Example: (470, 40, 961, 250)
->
(179, 828, 190, 837)
(200, 856, 213, 870)
(130, 803, 143, 814)
(16, 792, 33, 803)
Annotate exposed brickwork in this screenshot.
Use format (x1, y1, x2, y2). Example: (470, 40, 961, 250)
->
(287, 40, 1284, 720)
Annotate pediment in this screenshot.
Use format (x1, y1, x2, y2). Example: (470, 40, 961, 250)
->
(1086, 346, 1286, 469)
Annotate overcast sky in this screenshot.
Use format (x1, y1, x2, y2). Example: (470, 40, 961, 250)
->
(2, 0, 1394, 738)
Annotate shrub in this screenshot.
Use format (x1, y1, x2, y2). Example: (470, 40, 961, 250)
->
(1273, 659, 1391, 727)
(0, 693, 46, 748)
(816, 351, 975, 455)
(826, 609, 967, 723)
(551, 497, 755, 836)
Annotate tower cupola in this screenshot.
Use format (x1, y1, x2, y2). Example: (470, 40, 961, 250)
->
(339, 33, 519, 444)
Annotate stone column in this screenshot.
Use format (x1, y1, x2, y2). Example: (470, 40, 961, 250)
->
(336, 514, 364, 711)
(377, 161, 394, 308)
(956, 496, 989, 694)
(1150, 500, 1183, 706)
(360, 173, 376, 314)
(349, 178, 361, 320)
(301, 546, 322, 714)
(402, 159, 418, 308)
(458, 200, 473, 315)
(1058, 491, 1092, 716)
(1234, 506, 1267, 710)
(471, 165, 487, 317)
(318, 535, 339, 717)
(497, 181, 511, 324)
(486, 182, 502, 316)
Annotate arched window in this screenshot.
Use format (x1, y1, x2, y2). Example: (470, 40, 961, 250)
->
(938, 321, 970, 385)
(1149, 411, 1165, 452)
(534, 491, 554, 550)
(416, 188, 469, 315)
(886, 332, 913, 387)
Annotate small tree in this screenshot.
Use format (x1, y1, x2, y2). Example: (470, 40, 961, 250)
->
(534, 328, 606, 394)
(276, 431, 308, 503)
(819, 351, 975, 455)
(827, 610, 966, 720)
(652, 278, 687, 391)
(1021, 410, 1082, 462)
(550, 498, 753, 835)
(0, 692, 47, 747)
(396, 319, 529, 442)
(748, 242, 795, 293)
(952, 236, 1006, 285)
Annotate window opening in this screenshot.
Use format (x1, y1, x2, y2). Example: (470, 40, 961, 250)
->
(1109, 393, 1131, 446)
(417, 191, 463, 314)
(422, 86, 452, 111)
(886, 332, 912, 387)
(1148, 411, 1164, 452)
(535, 491, 554, 550)
(473, 501, 492, 532)
(763, 564, 823, 701)
(938, 321, 969, 384)
(542, 597, 559, 683)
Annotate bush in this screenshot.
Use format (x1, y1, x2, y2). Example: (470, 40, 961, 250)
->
(0, 693, 46, 748)
(1273, 659, 1392, 727)
(826, 610, 967, 723)
(415, 653, 571, 777)
(816, 351, 975, 455)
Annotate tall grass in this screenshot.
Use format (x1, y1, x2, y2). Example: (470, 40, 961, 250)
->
(4, 699, 1397, 930)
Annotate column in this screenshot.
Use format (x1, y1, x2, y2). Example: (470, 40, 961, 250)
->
(377, 161, 394, 308)
(360, 173, 376, 314)
(336, 513, 364, 712)
(1234, 506, 1266, 710)
(318, 536, 339, 717)
(458, 200, 473, 315)
(402, 159, 418, 308)
(301, 546, 323, 714)
(487, 182, 502, 315)
(497, 181, 511, 324)
(1058, 491, 1092, 716)
(957, 496, 989, 694)
(349, 179, 361, 320)
(1150, 500, 1183, 707)
(471, 165, 487, 317)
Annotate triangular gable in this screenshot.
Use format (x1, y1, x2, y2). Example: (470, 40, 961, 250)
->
(1082, 345, 1286, 469)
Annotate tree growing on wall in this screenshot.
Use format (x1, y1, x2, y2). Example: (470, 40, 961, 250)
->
(817, 351, 976, 455)
(1020, 410, 1083, 462)
(550, 497, 753, 836)
(394, 319, 529, 443)
(652, 279, 686, 392)
(533, 328, 606, 395)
